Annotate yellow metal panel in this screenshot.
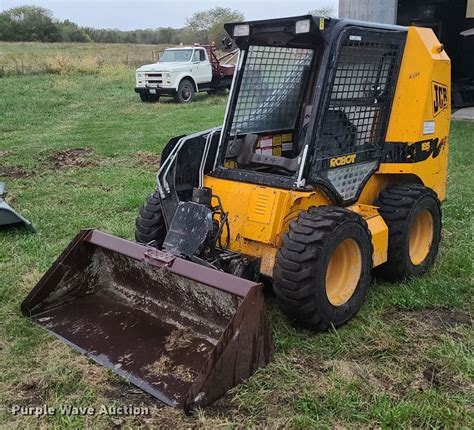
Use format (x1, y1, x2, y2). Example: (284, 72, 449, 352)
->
(203, 176, 330, 275)
(348, 204, 388, 267)
(238, 240, 277, 277)
(247, 189, 274, 224)
(366, 216, 388, 267)
(380, 26, 450, 201)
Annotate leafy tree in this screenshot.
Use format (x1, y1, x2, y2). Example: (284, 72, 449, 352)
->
(0, 6, 61, 42)
(185, 7, 244, 44)
(58, 20, 91, 42)
(0, 5, 244, 45)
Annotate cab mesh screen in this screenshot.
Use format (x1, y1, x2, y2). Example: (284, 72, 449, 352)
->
(230, 46, 313, 135)
(319, 35, 401, 158)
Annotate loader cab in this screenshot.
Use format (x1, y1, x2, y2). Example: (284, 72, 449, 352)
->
(214, 15, 407, 203)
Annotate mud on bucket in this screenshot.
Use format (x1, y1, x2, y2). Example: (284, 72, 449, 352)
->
(21, 229, 274, 412)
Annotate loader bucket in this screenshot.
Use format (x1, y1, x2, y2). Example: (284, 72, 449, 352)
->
(21, 230, 273, 411)
(0, 182, 35, 232)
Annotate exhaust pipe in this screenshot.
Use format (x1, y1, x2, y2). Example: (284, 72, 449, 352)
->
(21, 230, 273, 412)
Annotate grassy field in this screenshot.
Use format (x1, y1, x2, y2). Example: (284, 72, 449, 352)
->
(0, 42, 166, 76)
(0, 63, 473, 429)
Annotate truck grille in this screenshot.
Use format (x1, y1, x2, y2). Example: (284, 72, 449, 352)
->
(145, 73, 163, 85)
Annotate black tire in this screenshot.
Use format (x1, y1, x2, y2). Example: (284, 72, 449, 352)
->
(273, 206, 373, 331)
(375, 184, 441, 281)
(139, 93, 160, 103)
(207, 89, 226, 96)
(175, 79, 195, 103)
(135, 191, 166, 247)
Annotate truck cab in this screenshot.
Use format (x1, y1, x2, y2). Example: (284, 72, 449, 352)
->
(135, 46, 232, 103)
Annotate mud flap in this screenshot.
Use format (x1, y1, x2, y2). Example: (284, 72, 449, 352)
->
(0, 183, 35, 232)
(21, 230, 274, 411)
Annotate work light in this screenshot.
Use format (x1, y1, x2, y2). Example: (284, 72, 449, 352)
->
(233, 24, 250, 37)
(295, 19, 311, 34)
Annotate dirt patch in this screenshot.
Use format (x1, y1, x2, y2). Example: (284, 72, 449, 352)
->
(0, 150, 13, 157)
(383, 308, 472, 338)
(10, 376, 49, 411)
(407, 363, 474, 395)
(380, 309, 473, 395)
(164, 327, 194, 352)
(134, 151, 161, 169)
(0, 166, 31, 179)
(46, 148, 96, 170)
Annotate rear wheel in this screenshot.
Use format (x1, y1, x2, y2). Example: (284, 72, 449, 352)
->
(135, 191, 166, 247)
(375, 184, 441, 280)
(273, 206, 372, 331)
(175, 79, 195, 103)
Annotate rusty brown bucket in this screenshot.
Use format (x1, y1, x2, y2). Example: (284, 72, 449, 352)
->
(21, 230, 273, 412)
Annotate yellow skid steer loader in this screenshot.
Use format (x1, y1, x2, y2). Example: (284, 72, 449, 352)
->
(22, 15, 450, 411)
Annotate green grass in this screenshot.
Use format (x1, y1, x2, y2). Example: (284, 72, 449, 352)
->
(0, 68, 473, 429)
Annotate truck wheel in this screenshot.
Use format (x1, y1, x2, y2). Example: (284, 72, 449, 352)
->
(175, 79, 195, 103)
(375, 184, 441, 281)
(207, 89, 226, 96)
(139, 93, 150, 102)
(273, 206, 372, 331)
(148, 94, 160, 103)
(135, 191, 166, 247)
(139, 93, 160, 103)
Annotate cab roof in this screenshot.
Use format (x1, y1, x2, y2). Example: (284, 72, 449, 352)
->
(224, 14, 407, 49)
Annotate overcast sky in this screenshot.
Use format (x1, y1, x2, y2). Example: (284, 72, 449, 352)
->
(0, 0, 339, 30)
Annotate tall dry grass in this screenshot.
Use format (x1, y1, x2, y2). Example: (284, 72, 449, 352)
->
(0, 42, 168, 77)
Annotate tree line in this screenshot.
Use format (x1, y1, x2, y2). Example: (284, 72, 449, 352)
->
(0, 5, 245, 45)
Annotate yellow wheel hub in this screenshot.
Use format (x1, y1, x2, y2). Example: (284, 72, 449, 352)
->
(325, 238, 362, 306)
(409, 209, 434, 265)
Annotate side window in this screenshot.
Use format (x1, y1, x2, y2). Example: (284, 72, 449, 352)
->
(318, 29, 404, 159)
(199, 50, 206, 62)
(193, 50, 200, 62)
(312, 28, 405, 202)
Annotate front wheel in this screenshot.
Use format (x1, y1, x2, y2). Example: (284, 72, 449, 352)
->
(139, 93, 160, 103)
(273, 206, 373, 331)
(135, 191, 166, 247)
(175, 79, 195, 103)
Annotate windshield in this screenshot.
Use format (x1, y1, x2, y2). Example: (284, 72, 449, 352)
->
(229, 46, 314, 135)
(159, 49, 193, 63)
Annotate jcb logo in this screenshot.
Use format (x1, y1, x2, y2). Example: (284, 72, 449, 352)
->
(432, 82, 448, 117)
(329, 154, 357, 168)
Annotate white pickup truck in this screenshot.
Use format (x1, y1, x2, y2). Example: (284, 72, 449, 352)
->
(135, 45, 236, 103)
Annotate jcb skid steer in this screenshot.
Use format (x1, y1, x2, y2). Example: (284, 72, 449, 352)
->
(22, 15, 451, 411)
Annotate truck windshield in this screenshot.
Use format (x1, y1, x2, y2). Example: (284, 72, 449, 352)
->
(159, 49, 193, 62)
(229, 46, 314, 135)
